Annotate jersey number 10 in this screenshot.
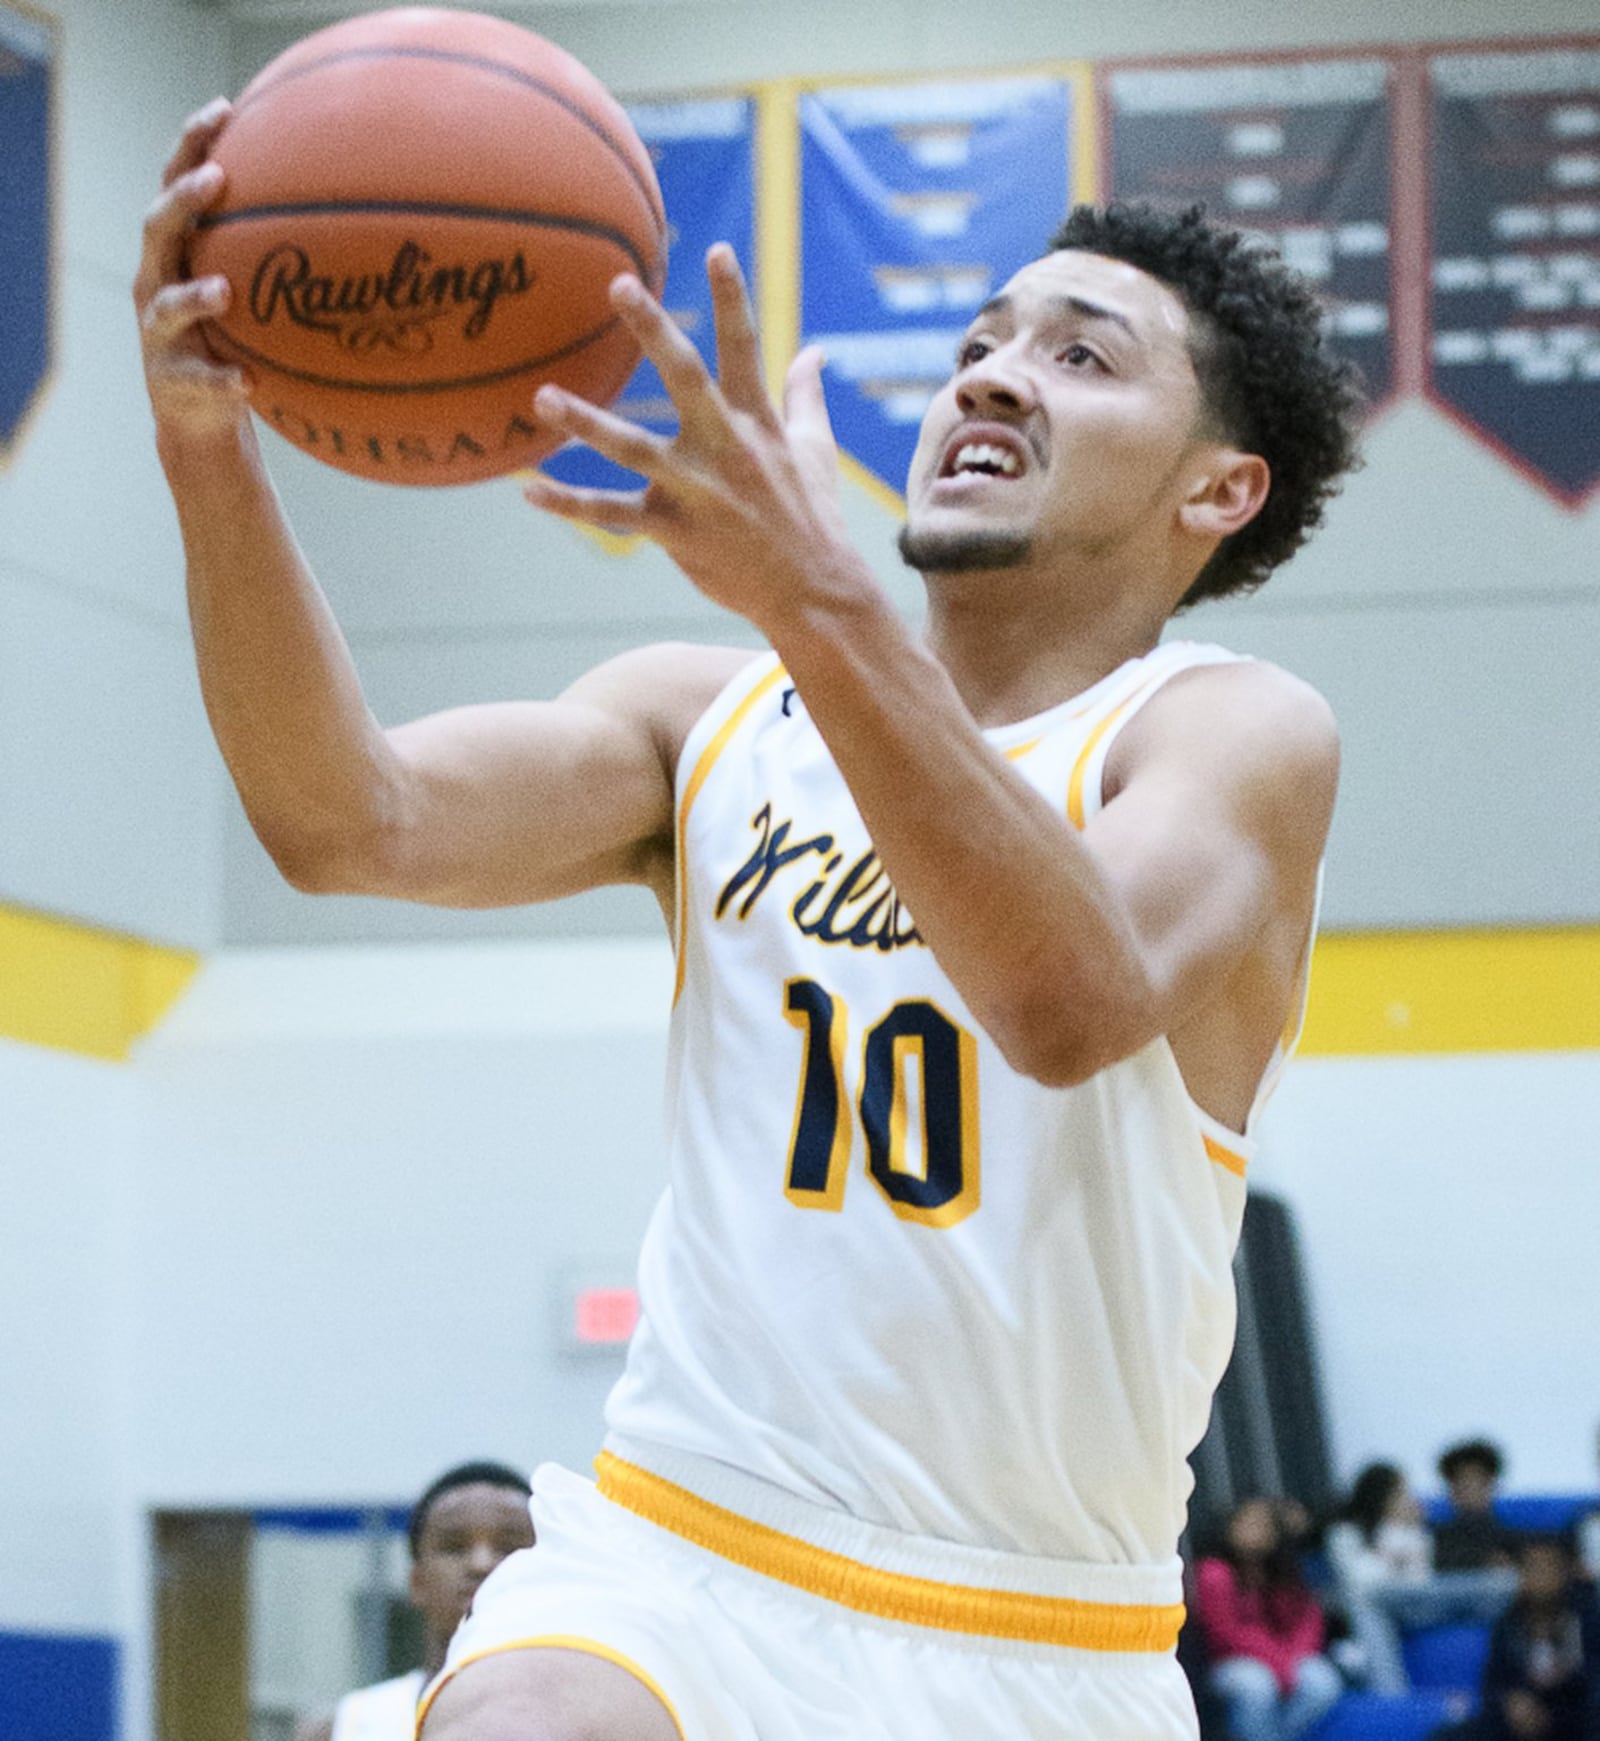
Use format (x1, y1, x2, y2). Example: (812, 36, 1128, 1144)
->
(782, 978, 980, 1229)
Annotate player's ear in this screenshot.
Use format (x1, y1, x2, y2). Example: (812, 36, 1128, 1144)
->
(1179, 450, 1270, 540)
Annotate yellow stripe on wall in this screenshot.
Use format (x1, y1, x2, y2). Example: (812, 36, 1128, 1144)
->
(4, 905, 1593, 1063)
(1301, 928, 1600, 1056)
(0, 904, 199, 1062)
(755, 77, 802, 399)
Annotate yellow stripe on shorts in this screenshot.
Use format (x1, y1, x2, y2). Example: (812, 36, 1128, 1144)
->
(595, 1452, 1185, 1652)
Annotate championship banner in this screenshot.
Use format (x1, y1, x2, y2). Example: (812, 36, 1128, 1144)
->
(799, 75, 1075, 504)
(0, 0, 55, 464)
(541, 94, 756, 495)
(1102, 56, 1396, 409)
(1428, 44, 1600, 506)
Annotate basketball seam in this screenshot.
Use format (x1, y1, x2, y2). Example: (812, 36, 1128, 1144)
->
(193, 199, 654, 284)
(231, 45, 667, 253)
(209, 311, 634, 397)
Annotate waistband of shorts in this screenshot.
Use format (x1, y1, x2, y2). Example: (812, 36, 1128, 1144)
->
(595, 1439, 1185, 1652)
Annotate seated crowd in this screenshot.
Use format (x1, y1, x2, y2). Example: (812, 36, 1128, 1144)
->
(1184, 1435, 1600, 1741)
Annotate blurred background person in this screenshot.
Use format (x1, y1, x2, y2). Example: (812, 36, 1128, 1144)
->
(294, 1462, 534, 1741)
(1431, 1536, 1600, 1741)
(1574, 1424, 1600, 1586)
(1328, 1461, 1517, 1692)
(1437, 1441, 1521, 1574)
(1194, 1496, 1345, 1741)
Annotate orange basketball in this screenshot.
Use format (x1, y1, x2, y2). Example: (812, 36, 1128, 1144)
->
(186, 7, 665, 486)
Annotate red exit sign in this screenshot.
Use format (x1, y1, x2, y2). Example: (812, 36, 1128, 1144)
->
(573, 1286, 639, 1346)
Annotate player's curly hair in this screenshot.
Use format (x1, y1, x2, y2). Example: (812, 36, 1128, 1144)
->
(1049, 202, 1364, 609)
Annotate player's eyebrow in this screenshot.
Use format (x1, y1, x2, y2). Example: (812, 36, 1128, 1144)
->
(973, 291, 1142, 344)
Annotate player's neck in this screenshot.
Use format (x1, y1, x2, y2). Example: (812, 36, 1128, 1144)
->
(922, 567, 1173, 728)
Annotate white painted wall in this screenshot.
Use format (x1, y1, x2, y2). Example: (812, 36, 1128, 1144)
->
(128, 940, 677, 1504)
(0, 1040, 133, 1636)
(1253, 1052, 1600, 1493)
(0, 0, 231, 948)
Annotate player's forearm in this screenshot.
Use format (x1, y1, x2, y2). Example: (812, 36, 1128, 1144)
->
(767, 587, 1157, 1084)
(163, 426, 402, 886)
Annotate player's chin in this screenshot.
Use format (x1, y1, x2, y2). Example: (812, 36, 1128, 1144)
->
(896, 516, 1033, 574)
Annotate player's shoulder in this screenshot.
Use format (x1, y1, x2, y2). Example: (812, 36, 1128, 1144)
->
(1132, 653, 1337, 777)
(1107, 653, 1338, 840)
(563, 641, 762, 711)
(562, 641, 766, 750)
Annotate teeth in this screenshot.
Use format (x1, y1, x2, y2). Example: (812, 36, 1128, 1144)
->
(952, 442, 1020, 476)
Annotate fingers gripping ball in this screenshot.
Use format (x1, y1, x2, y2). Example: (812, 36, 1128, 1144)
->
(186, 7, 665, 486)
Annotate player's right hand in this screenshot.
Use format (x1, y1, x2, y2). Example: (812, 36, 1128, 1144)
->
(135, 98, 253, 445)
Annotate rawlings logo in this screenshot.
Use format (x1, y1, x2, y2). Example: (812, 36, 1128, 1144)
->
(248, 240, 537, 352)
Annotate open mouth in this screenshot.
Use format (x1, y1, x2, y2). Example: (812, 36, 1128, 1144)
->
(937, 426, 1031, 482)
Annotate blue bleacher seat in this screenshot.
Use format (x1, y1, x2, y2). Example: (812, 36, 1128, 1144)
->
(1307, 1690, 1462, 1741)
(1421, 1493, 1590, 1535)
(1402, 1622, 1491, 1692)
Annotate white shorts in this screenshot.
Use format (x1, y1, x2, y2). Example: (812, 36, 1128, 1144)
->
(422, 1455, 1198, 1741)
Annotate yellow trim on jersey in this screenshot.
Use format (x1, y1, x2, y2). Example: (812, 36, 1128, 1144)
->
(1203, 1133, 1248, 1179)
(1003, 736, 1043, 762)
(1300, 927, 1600, 1056)
(1065, 701, 1126, 830)
(673, 665, 789, 1005)
(412, 1636, 685, 1740)
(0, 903, 199, 1061)
(594, 1452, 1185, 1651)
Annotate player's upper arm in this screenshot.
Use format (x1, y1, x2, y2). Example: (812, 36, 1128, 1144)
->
(1065, 658, 1338, 1068)
(298, 642, 757, 908)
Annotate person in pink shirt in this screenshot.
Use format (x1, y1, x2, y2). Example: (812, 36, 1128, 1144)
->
(1196, 1497, 1345, 1741)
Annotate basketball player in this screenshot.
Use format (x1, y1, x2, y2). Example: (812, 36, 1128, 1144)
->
(138, 99, 1360, 1741)
(294, 1463, 534, 1741)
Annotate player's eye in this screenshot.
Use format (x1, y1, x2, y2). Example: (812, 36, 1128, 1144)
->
(955, 336, 992, 369)
(1058, 341, 1101, 369)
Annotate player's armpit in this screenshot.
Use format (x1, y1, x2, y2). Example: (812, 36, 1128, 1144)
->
(285, 642, 756, 910)
(1062, 659, 1338, 1075)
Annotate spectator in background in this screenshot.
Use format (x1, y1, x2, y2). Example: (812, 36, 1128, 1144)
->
(294, 1462, 534, 1741)
(1327, 1462, 1516, 1693)
(1432, 1536, 1600, 1741)
(1195, 1496, 1345, 1741)
(1437, 1441, 1520, 1573)
(1575, 1423, 1600, 1586)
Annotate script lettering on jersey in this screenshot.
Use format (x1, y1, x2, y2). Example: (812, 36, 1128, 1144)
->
(716, 804, 923, 953)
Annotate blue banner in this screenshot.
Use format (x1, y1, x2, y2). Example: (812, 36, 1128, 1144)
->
(800, 77, 1073, 500)
(541, 95, 756, 493)
(1104, 57, 1396, 409)
(0, 1, 54, 461)
(1428, 45, 1600, 506)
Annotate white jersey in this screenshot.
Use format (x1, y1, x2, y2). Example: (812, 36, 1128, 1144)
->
(329, 1669, 424, 1741)
(604, 640, 1312, 1605)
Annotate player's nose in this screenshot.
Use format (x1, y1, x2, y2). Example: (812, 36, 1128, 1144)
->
(955, 352, 1037, 419)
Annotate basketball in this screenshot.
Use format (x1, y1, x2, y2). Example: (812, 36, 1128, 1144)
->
(185, 7, 666, 487)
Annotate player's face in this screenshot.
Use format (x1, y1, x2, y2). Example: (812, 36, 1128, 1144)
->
(901, 250, 1208, 576)
(409, 1482, 534, 1643)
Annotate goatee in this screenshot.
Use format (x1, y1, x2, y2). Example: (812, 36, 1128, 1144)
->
(897, 524, 1034, 573)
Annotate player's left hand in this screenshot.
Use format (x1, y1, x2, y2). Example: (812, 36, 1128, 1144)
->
(523, 244, 869, 634)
